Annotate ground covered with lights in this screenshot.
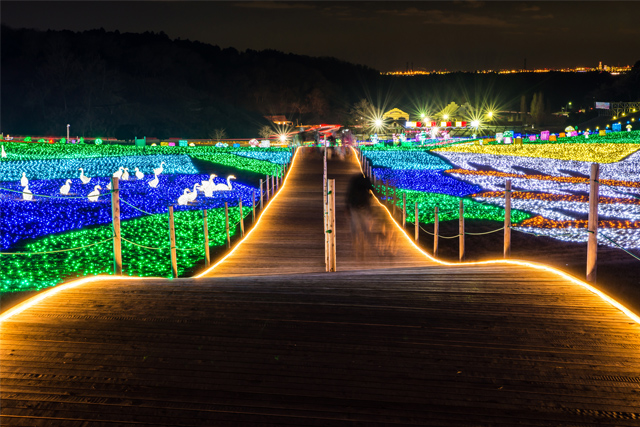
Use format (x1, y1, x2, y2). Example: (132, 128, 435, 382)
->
(0, 143, 291, 294)
(362, 130, 640, 313)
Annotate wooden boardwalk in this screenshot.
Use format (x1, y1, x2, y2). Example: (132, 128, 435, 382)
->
(198, 147, 431, 277)
(2, 147, 640, 426)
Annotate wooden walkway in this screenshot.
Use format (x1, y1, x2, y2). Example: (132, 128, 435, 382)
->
(199, 147, 431, 277)
(2, 147, 640, 426)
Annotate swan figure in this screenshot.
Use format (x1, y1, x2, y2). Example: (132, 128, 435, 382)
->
(200, 174, 217, 192)
(148, 174, 159, 188)
(212, 175, 236, 191)
(20, 172, 28, 187)
(177, 189, 191, 205)
(113, 166, 124, 179)
(22, 184, 33, 201)
(153, 161, 166, 176)
(1, 145, 6, 158)
(134, 167, 144, 180)
(88, 185, 102, 202)
(204, 184, 214, 198)
(60, 179, 72, 195)
(78, 168, 91, 184)
(106, 181, 111, 190)
(186, 184, 200, 203)
(121, 167, 130, 181)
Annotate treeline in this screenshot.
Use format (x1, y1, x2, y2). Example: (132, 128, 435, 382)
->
(2, 25, 639, 138)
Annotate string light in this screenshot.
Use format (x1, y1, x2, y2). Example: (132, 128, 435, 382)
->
(435, 142, 640, 163)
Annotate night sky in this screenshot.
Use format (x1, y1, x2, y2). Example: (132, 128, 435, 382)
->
(2, 1, 639, 72)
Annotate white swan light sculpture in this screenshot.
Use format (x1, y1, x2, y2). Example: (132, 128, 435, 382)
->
(1, 145, 6, 158)
(153, 161, 166, 176)
(20, 172, 28, 187)
(212, 175, 236, 191)
(88, 185, 102, 202)
(60, 179, 72, 195)
(78, 168, 91, 184)
(177, 189, 191, 205)
(200, 174, 217, 191)
(135, 167, 144, 180)
(113, 167, 124, 179)
(22, 185, 33, 201)
(121, 167, 130, 181)
(186, 184, 200, 203)
(148, 174, 159, 188)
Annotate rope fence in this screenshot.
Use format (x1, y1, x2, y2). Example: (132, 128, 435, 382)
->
(1, 157, 292, 281)
(360, 149, 640, 281)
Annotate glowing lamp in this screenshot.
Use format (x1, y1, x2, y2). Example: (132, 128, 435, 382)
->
(470, 120, 480, 128)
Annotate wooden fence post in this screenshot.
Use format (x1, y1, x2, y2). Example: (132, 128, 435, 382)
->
(402, 192, 407, 227)
(203, 209, 210, 267)
(459, 200, 465, 262)
(266, 176, 270, 201)
(415, 201, 419, 242)
(504, 179, 512, 258)
(110, 176, 122, 275)
(272, 174, 276, 194)
(224, 202, 230, 249)
(239, 198, 244, 237)
(392, 186, 397, 218)
(252, 189, 256, 222)
(587, 163, 599, 283)
(168, 206, 178, 278)
(434, 206, 439, 257)
(259, 179, 264, 211)
(328, 179, 336, 272)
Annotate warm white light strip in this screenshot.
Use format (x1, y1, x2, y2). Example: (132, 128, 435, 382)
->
(352, 147, 640, 325)
(0, 275, 160, 322)
(193, 146, 301, 278)
(0, 148, 302, 322)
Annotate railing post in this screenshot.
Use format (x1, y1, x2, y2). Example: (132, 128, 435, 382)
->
(252, 189, 256, 223)
(392, 185, 397, 218)
(328, 179, 336, 272)
(266, 176, 270, 201)
(459, 200, 465, 262)
(434, 206, 439, 257)
(415, 201, 419, 242)
(504, 179, 512, 258)
(587, 163, 599, 283)
(259, 179, 264, 211)
(239, 198, 244, 237)
(385, 181, 389, 206)
(203, 209, 210, 267)
(402, 192, 407, 228)
(110, 176, 122, 275)
(168, 205, 178, 278)
(224, 202, 230, 249)
(272, 174, 276, 195)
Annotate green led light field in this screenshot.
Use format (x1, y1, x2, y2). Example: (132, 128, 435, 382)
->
(1, 207, 250, 293)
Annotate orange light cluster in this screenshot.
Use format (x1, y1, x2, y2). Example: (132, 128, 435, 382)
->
(472, 191, 640, 205)
(519, 216, 640, 229)
(446, 169, 640, 189)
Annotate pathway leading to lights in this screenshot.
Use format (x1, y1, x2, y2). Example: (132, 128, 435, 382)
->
(1, 147, 639, 426)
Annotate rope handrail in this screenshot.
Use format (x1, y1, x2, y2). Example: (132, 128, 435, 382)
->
(0, 185, 115, 199)
(599, 232, 640, 262)
(0, 237, 113, 255)
(465, 226, 505, 236)
(120, 198, 157, 216)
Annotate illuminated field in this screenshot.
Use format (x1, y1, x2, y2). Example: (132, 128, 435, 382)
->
(0, 144, 290, 293)
(364, 136, 640, 251)
(433, 142, 640, 163)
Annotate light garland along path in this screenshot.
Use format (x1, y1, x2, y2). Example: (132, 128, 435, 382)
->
(197, 147, 433, 278)
(2, 147, 640, 426)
